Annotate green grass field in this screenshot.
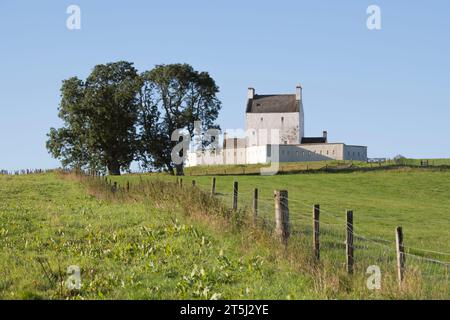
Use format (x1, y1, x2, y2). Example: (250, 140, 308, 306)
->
(114, 167, 450, 254)
(184, 158, 450, 176)
(0, 173, 325, 299)
(1, 166, 449, 299)
(112, 166, 450, 298)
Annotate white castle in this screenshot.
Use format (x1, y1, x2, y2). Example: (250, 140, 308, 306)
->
(187, 85, 367, 167)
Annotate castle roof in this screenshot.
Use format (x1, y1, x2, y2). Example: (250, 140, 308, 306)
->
(301, 137, 327, 144)
(246, 94, 299, 113)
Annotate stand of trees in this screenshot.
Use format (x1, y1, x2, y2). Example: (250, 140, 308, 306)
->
(46, 62, 221, 175)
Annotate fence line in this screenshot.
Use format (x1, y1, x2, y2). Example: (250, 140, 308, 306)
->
(0, 169, 52, 175)
(200, 178, 450, 260)
(188, 176, 450, 286)
(58, 170, 450, 290)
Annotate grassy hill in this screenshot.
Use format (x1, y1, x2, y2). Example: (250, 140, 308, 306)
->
(1, 167, 449, 299)
(112, 166, 450, 299)
(0, 173, 326, 299)
(183, 159, 450, 176)
(115, 167, 450, 254)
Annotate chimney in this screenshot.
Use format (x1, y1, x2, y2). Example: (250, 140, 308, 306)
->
(323, 130, 328, 142)
(248, 87, 255, 99)
(296, 84, 302, 101)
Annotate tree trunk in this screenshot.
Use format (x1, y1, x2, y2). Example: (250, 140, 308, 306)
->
(166, 163, 175, 176)
(175, 163, 184, 176)
(107, 161, 121, 176)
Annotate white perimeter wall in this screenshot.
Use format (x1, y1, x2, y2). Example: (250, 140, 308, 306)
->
(276, 144, 367, 162)
(343, 145, 367, 161)
(186, 144, 367, 167)
(277, 144, 343, 162)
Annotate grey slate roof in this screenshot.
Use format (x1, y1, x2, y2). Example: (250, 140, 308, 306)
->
(301, 137, 327, 144)
(246, 94, 299, 113)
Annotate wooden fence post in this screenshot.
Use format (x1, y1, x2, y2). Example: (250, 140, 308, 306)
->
(396, 226, 406, 286)
(346, 210, 354, 274)
(192, 180, 196, 187)
(345, 210, 354, 274)
(274, 190, 290, 245)
(179, 178, 183, 187)
(112, 182, 118, 194)
(232, 181, 238, 211)
(253, 188, 258, 225)
(126, 181, 130, 192)
(313, 204, 320, 260)
(211, 177, 216, 196)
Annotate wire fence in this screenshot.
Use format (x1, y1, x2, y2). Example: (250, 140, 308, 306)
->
(185, 176, 450, 289)
(0, 169, 51, 175)
(54, 170, 449, 295)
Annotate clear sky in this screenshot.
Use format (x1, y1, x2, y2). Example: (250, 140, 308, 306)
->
(1, 0, 449, 170)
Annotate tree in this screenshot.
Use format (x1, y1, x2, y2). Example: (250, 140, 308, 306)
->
(46, 61, 142, 175)
(394, 154, 407, 165)
(139, 64, 221, 175)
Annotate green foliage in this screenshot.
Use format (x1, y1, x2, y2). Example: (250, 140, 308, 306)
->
(47, 62, 222, 176)
(138, 64, 221, 175)
(46, 61, 142, 175)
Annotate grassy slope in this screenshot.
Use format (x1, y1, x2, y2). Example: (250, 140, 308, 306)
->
(0, 173, 322, 299)
(1, 169, 449, 299)
(115, 168, 450, 254)
(184, 159, 450, 176)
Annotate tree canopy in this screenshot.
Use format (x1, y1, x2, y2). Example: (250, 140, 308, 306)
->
(138, 64, 221, 175)
(47, 62, 221, 175)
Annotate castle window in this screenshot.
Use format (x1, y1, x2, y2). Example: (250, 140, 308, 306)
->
(260, 117, 263, 122)
(281, 117, 284, 123)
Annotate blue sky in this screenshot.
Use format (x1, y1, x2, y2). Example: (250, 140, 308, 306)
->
(1, 0, 449, 170)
